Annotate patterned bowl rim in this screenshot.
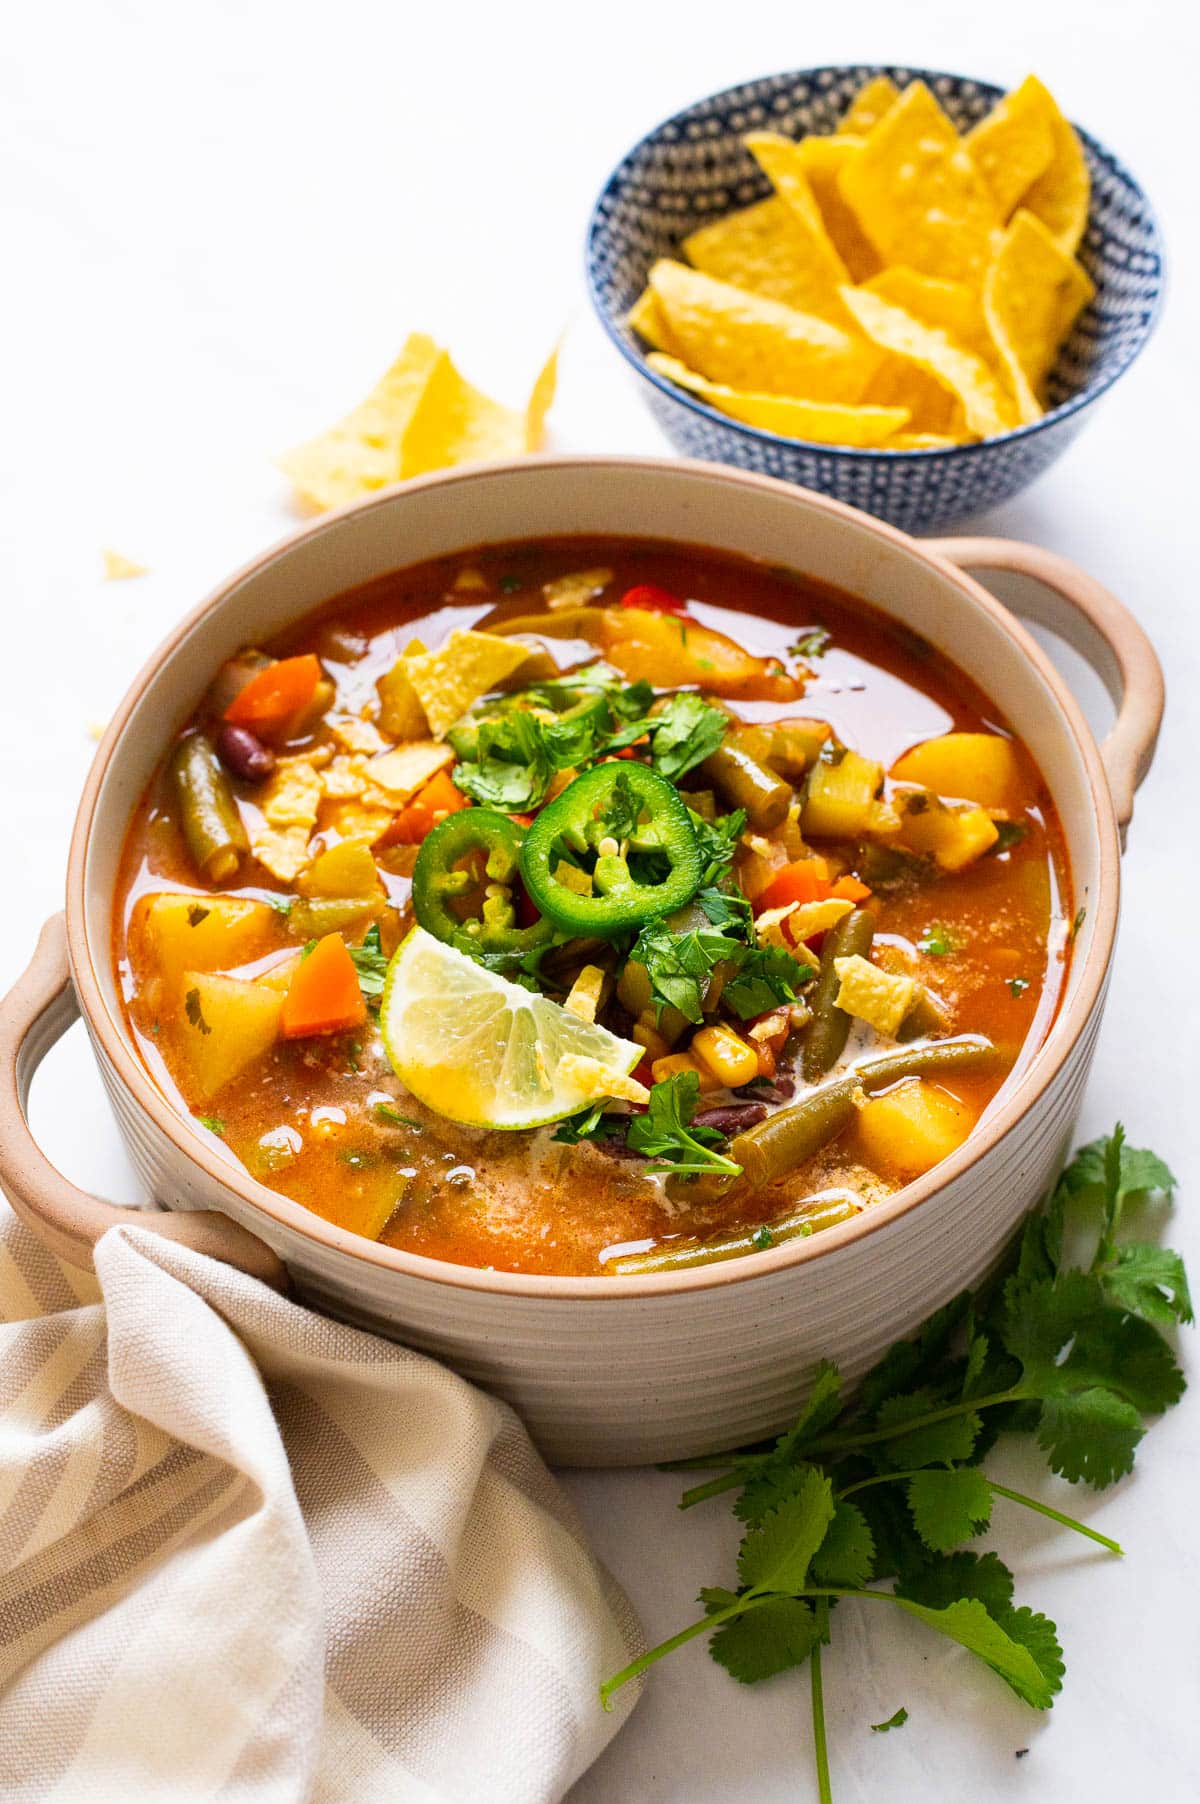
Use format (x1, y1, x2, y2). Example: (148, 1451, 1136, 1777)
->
(585, 63, 1167, 461)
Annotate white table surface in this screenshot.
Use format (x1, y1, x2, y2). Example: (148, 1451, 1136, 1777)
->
(3, 2, 1198, 1798)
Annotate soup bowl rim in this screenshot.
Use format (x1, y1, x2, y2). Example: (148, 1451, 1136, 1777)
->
(65, 454, 1121, 1300)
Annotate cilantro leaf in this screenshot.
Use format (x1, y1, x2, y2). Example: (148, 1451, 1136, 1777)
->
(626, 1070, 741, 1177)
(810, 1500, 875, 1587)
(688, 807, 747, 887)
(453, 711, 555, 809)
(629, 919, 728, 1024)
(907, 1468, 993, 1552)
(1101, 1244, 1193, 1327)
(895, 1550, 1015, 1616)
(890, 1596, 1055, 1709)
(646, 693, 729, 781)
(872, 1390, 981, 1469)
(348, 924, 388, 1001)
(1035, 1388, 1144, 1487)
(790, 627, 831, 659)
(699, 1586, 741, 1615)
(184, 987, 211, 1035)
(551, 1104, 626, 1147)
(859, 1292, 973, 1411)
(696, 885, 755, 938)
(994, 1606, 1064, 1700)
(1061, 1124, 1176, 1248)
(194, 1114, 225, 1135)
(722, 943, 813, 1019)
(917, 923, 957, 956)
(871, 1707, 909, 1732)
(709, 1597, 821, 1683)
(737, 1469, 836, 1594)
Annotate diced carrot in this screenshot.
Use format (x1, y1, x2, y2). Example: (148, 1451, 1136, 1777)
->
(829, 874, 872, 903)
(377, 768, 468, 846)
(618, 583, 690, 617)
(225, 655, 322, 730)
(508, 812, 535, 828)
(280, 933, 366, 1039)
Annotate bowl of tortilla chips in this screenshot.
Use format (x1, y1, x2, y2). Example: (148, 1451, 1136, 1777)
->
(586, 66, 1163, 531)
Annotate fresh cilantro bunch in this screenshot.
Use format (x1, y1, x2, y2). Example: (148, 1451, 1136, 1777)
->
(688, 807, 747, 887)
(601, 1127, 1187, 1802)
(450, 673, 728, 809)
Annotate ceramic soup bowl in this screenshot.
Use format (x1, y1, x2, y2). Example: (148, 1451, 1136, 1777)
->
(0, 458, 1162, 1465)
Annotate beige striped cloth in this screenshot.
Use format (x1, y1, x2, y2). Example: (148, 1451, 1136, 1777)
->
(0, 1209, 643, 1802)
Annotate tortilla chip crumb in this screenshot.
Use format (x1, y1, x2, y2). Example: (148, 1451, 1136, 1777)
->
(102, 549, 148, 581)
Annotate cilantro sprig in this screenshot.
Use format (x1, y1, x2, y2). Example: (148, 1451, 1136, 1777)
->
(601, 1126, 1186, 1801)
(348, 923, 388, 1004)
(626, 1070, 742, 1177)
(631, 909, 812, 1026)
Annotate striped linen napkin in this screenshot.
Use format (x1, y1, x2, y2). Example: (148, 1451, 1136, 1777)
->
(0, 1209, 642, 1803)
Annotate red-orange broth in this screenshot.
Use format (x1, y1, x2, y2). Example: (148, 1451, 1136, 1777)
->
(114, 537, 1072, 1276)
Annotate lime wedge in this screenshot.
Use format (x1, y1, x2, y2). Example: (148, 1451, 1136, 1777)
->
(380, 928, 642, 1130)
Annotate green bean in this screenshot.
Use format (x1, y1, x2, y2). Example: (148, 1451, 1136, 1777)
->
(170, 733, 248, 884)
(684, 1034, 997, 1207)
(287, 896, 383, 940)
(700, 737, 792, 830)
(608, 1195, 859, 1275)
(896, 985, 951, 1042)
(801, 907, 875, 1082)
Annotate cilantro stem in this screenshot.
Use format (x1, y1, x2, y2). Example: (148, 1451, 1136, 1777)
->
(811, 1601, 833, 1804)
(800, 1388, 1029, 1459)
(677, 1388, 1031, 1509)
(599, 1592, 775, 1707)
(986, 1481, 1124, 1555)
(838, 1469, 1124, 1555)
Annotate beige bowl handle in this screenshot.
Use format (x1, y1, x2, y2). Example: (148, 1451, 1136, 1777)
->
(0, 914, 287, 1288)
(927, 537, 1164, 836)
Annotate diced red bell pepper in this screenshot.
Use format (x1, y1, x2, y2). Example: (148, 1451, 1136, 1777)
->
(618, 583, 690, 617)
(376, 769, 468, 846)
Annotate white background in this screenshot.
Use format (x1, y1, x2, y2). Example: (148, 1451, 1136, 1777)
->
(3, 2, 1198, 1799)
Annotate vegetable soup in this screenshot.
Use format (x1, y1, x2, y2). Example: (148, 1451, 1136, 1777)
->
(114, 538, 1072, 1276)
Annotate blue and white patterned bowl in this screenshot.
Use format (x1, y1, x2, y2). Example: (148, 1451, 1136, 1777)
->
(585, 65, 1165, 533)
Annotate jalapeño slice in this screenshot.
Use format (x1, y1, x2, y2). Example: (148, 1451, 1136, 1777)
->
(519, 764, 701, 937)
(411, 809, 553, 956)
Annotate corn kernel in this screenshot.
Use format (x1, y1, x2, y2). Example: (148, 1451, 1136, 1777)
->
(691, 1023, 760, 1088)
(651, 1052, 721, 1092)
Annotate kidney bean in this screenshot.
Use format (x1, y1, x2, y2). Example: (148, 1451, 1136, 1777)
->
(692, 1102, 769, 1135)
(216, 721, 276, 782)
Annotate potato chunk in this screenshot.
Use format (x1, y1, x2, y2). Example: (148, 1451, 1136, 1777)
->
(891, 733, 1019, 810)
(179, 971, 284, 1099)
(855, 1078, 975, 1179)
(133, 893, 277, 997)
(895, 791, 999, 871)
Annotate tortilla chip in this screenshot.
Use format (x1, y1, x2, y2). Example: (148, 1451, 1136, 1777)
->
(1018, 77, 1090, 254)
(321, 801, 394, 846)
(366, 741, 455, 802)
(983, 209, 1095, 418)
(647, 354, 909, 447)
(328, 714, 388, 756)
(682, 195, 853, 326)
(889, 432, 962, 450)
(839, 82, 1001, 286)
(398, 346, 556, 480)
(863, 267, 997, 365)
(525, 344, 559, 449)
(739, 133, 851, 304)
(648, 259, 879, 402)
(101, 549, 148, 581)
(789, 134, 880, 282)
(260, 759, 324, 830)
(860, 354, 965, 439)
(626, 285, 675, 351)
(840, 285, 1016, 440)
(965, 74, 1058, 219)
(839, 74, 900, 136)
(250, 826, 312, 883)
(402, 629, 533, 739)
(278, 333, 440, 511)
